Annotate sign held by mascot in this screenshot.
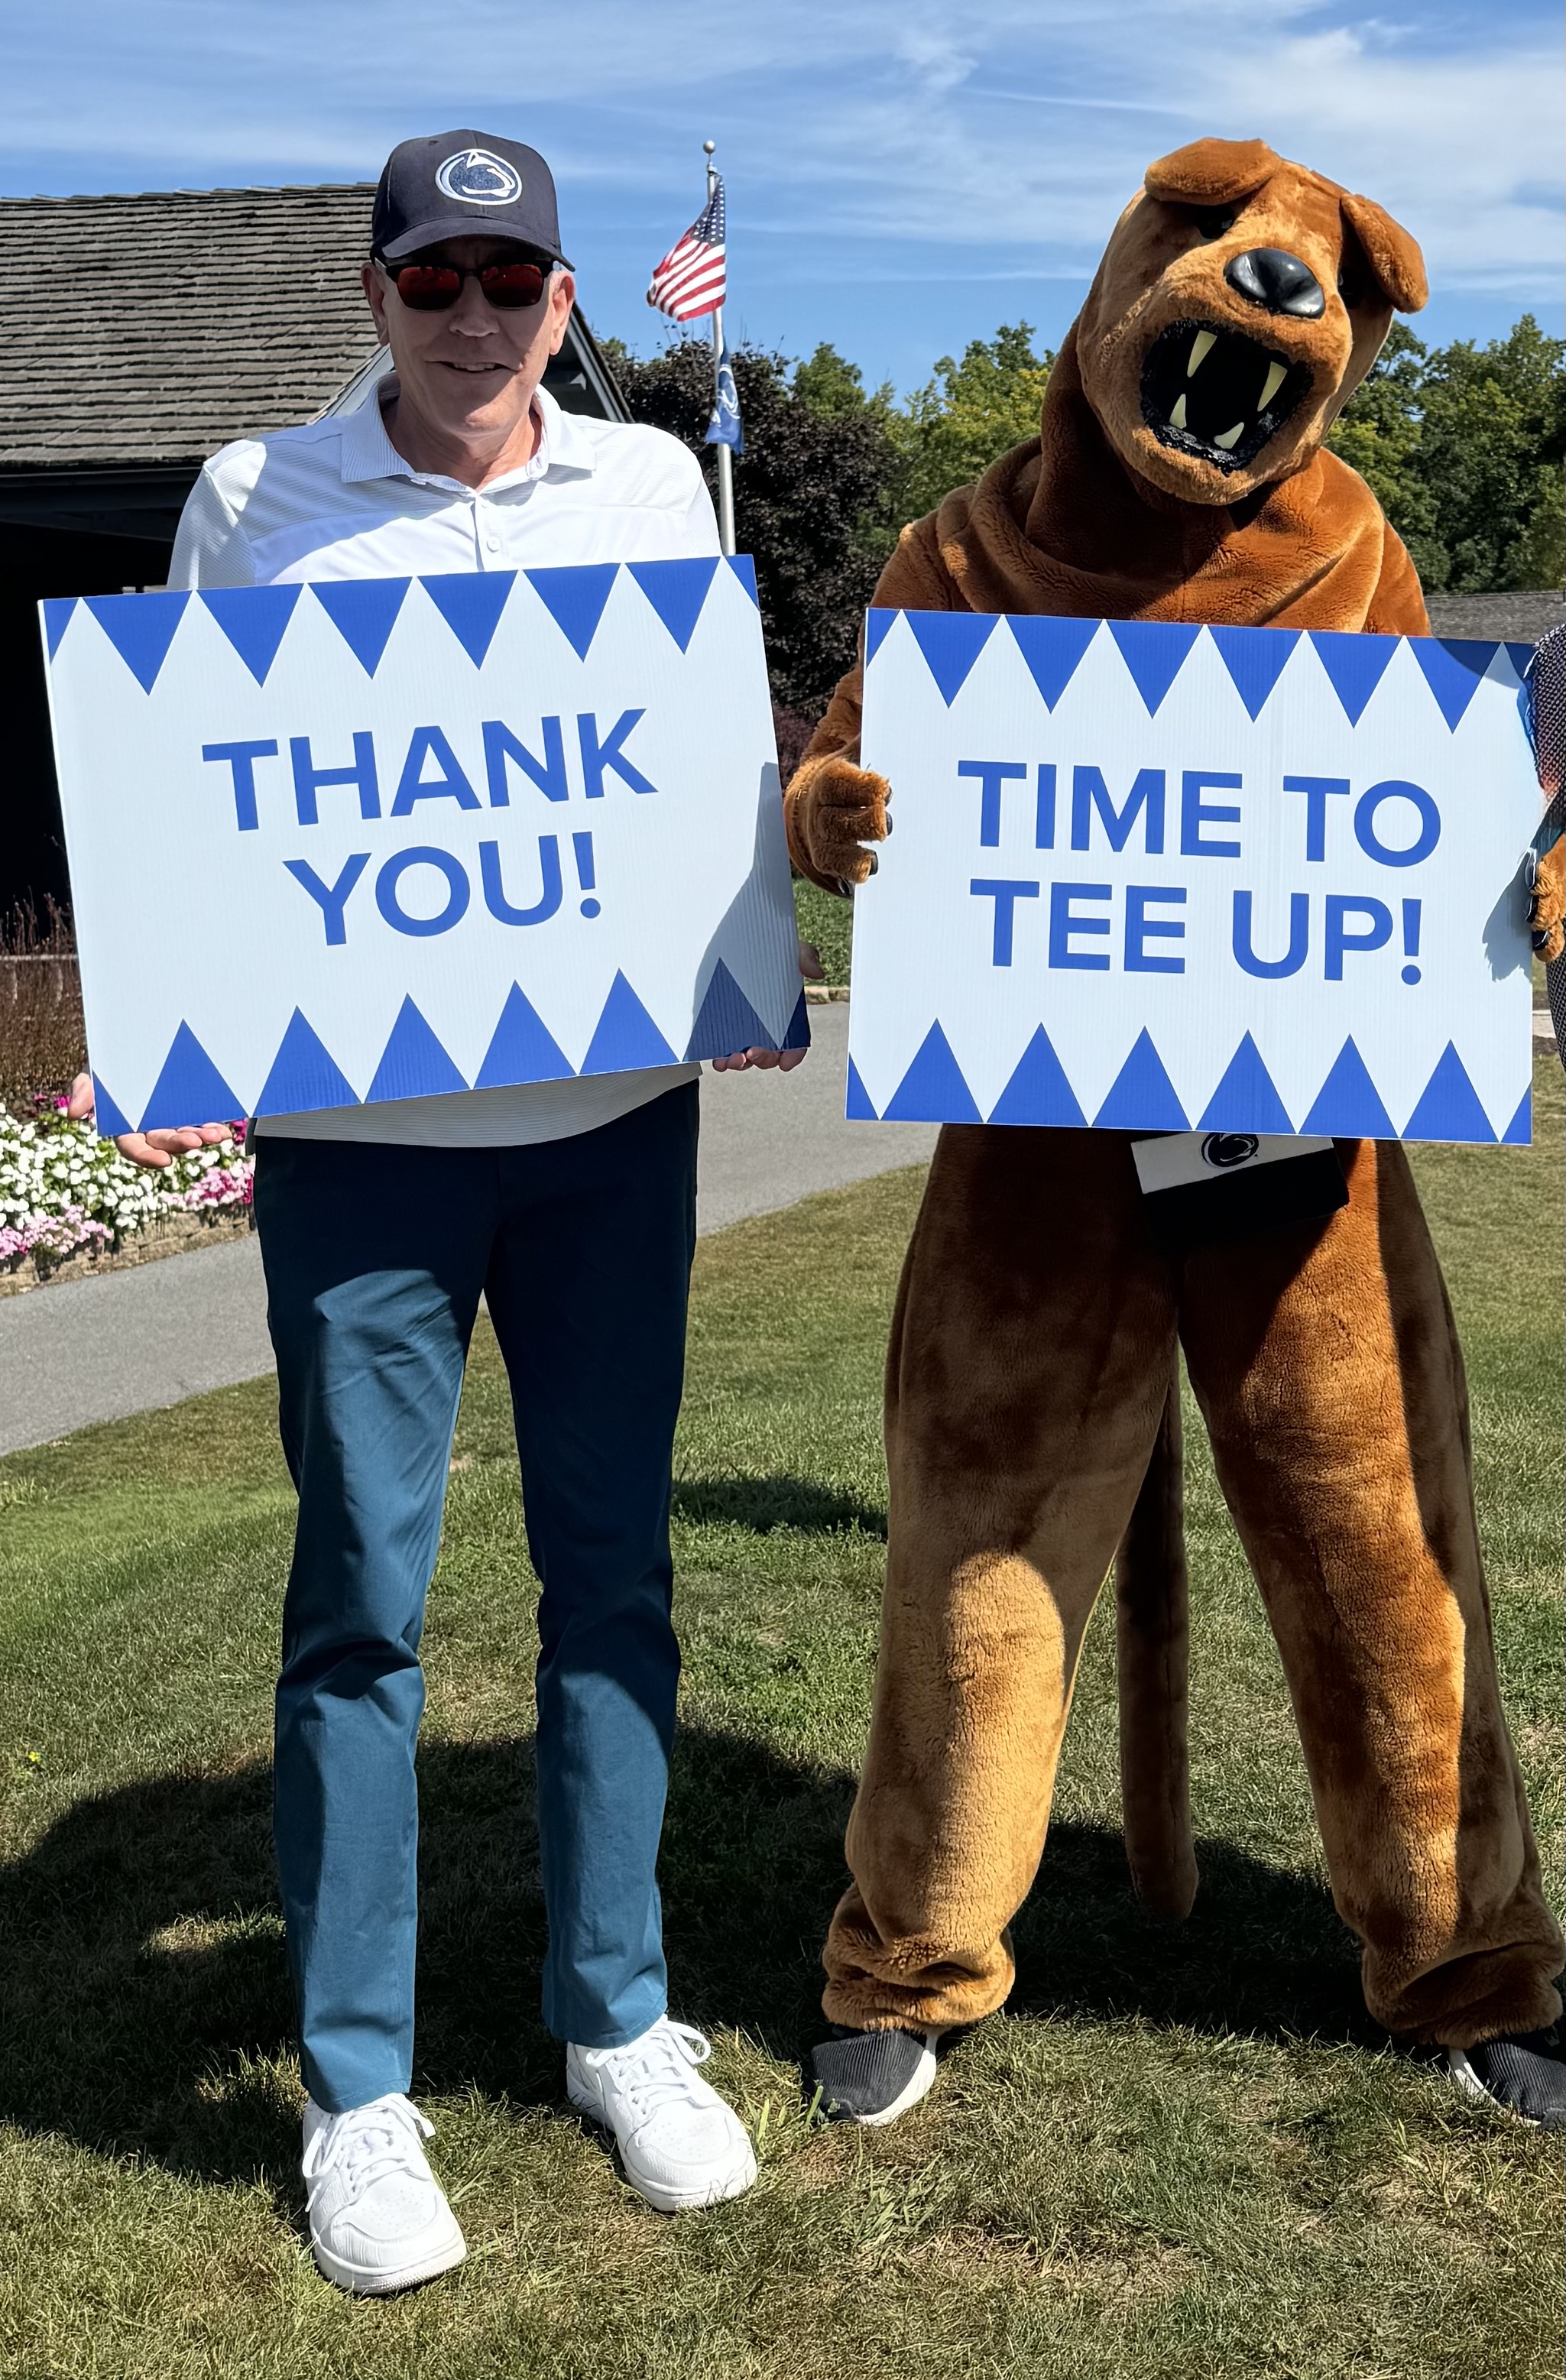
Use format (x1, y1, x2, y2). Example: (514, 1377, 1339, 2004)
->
(847, 612, 1538, 1145)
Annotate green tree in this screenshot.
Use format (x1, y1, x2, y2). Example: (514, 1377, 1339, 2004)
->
(887, 323, 1053, 527)
(791, 342, 891, 423)
(602, 336, 898, 720)
(1416, 316, 1564, 590)
(1328, 315, 1564, 592)
(1324, 322, 1438, 573)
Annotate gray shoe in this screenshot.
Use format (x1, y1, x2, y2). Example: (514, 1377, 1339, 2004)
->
(1449, 2014, 1566, 2130)
(809, 2027, 942, 2125)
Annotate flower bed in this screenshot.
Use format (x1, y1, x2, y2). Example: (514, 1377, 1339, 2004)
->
(0, 1101, 254, 1290)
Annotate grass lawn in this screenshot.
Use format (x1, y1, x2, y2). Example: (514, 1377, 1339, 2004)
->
(793, 876, 854, 987)
(1, 1059, 1561, 2379)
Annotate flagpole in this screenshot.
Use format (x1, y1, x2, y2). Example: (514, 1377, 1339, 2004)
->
(703, 138, 736, 556)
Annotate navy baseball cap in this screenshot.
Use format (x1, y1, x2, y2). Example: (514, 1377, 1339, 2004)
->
(371, 130, 572, 266)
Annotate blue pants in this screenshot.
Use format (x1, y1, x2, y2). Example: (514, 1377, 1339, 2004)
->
(252, 1082, 699, 2114)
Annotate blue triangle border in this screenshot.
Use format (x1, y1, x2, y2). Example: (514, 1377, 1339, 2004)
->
(1094, 1029, 1189, 1130)
(1107, 620, 1201, 717)
(420, 571, 516, 666)
(311, 579, 410, 676)
(84, 592, 190, 693)
(199, 585, 303, 686)
(628, 557, 721, 652)
(43, 597, 78, 660)
(255, 1007, 359, 1114)
(1006, 615, 1099, 711)
(579, 972, 679, 1074)
(845, 1055, 879, 1119)
(1207, 624, 1300, 721)
(366, 997, 467, 1103)
(526, 562, 620, 660)
(475, 982, 574, 1088)
(864, 608, 898, 667)
(1301, 1037, 1397, 1139)
(1401, 1042, 1496, 1143)
(1198, 1032, 1295, 1133)
(883, 1021, 981, 1121)
(1310, 629, 1398, 725)
(91, 1074, 135, 1139)
(1411, 637, 1496, 732)
(987, 1025, 1087, 1127)
(138, 1020, 242, 1132)
(905, 613, 998, 707)
(683, 960, 777, 1062)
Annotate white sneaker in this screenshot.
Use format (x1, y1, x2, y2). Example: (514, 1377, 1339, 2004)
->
(566, 2016, 759, 2213)
(300, 2093, 467, 2294)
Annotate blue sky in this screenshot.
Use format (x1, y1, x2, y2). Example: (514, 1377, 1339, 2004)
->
(5, 0, 1561, 392)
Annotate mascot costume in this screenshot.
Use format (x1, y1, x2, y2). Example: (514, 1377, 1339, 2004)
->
(784, 140, 1566, 2129)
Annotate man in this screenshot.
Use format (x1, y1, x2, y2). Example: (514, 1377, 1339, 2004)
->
(73, 128, 810, 2292)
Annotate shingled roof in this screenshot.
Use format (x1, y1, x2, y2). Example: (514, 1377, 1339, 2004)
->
(0, 183, 383, 469)
(1425, 590, 1566, 644)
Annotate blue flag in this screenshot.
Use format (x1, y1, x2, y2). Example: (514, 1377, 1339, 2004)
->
(705, 344, 744, 455)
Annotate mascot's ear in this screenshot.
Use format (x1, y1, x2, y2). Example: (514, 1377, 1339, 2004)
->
(1341, 192, 1428, 313)
(1144, 138, 1279, 205)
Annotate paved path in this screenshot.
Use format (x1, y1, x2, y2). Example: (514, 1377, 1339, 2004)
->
(0, 1007, 935, 1455)
(8, 1002, 1560, 1458)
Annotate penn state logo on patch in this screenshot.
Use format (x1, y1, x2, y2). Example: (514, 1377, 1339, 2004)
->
(1201, 1132, 1260, 1170)
(435, 148, 524, 207)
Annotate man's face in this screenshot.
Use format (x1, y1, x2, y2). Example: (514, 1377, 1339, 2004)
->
(362, 235, 575, 442)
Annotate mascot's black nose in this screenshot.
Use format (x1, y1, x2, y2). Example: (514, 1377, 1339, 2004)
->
(1224, 248, 1325, 319)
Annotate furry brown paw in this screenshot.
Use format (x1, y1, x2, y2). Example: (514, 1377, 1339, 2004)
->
(1530, 835, 1564, 965)
(786, 756, 890, 889)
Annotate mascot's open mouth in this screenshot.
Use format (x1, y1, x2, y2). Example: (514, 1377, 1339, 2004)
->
(1140, 319, 1312, 474)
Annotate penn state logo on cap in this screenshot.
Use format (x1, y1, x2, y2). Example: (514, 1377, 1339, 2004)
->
(435, 147, 524, 207)
(371, 128, 571, 264)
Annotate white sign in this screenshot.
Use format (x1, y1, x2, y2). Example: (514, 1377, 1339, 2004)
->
(41, 559, 805, 1132)
(848, 612, 1539, 1145)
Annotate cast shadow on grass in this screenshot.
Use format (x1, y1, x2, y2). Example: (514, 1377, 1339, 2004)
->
(671, 1475, 887, 1537)
(0, 1727, 1366, 2203)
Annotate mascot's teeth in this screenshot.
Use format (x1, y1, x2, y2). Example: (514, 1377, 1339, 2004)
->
(1213, 421, 1246, 450)
(1258, 360, 1288, 412)
(1187, 329, 1216, 378)
(1169, 393, 1188, 430)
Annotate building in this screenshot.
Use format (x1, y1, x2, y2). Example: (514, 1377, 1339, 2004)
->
(0, 182, 628, 917)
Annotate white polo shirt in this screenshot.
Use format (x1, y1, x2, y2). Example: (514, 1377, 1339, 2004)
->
(168, 380, 716, 1146)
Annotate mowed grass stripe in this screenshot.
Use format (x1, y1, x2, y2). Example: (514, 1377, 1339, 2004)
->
(0, 1059, 1560, 2379)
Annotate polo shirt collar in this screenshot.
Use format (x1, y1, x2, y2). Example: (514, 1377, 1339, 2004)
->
(338, 376, 597, 488)
(537, 384, 597, 475)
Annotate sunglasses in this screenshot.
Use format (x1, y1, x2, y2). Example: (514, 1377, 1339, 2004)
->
(379, 257, 550, 312)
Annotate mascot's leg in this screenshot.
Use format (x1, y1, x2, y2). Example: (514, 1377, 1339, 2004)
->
(814, 1124, 1176, 2120)
(1114, 1383, 1198, 1920)
(1179, 1136, 1564, 2077)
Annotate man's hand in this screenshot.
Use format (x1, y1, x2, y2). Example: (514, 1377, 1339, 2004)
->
(1529, 835, 1565, 965)
(708, 939, 824, 1074)
(789, 757, 891, 889)
(66, 1072, 233, 1169)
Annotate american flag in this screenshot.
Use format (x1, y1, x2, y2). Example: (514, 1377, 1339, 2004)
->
(646, 178, 727, 322)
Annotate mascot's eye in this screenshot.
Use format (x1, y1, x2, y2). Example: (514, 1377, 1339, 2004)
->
(1192, 206, 1237, 240)
(1337, 261, 1368, 308)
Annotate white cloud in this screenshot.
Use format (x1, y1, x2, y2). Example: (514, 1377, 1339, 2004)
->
(1208, 26, 1563, 280)
(1, 0, 1559, 305)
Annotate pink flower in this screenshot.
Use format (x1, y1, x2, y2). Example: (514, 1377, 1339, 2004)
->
(0, 1207, 112, 1265)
